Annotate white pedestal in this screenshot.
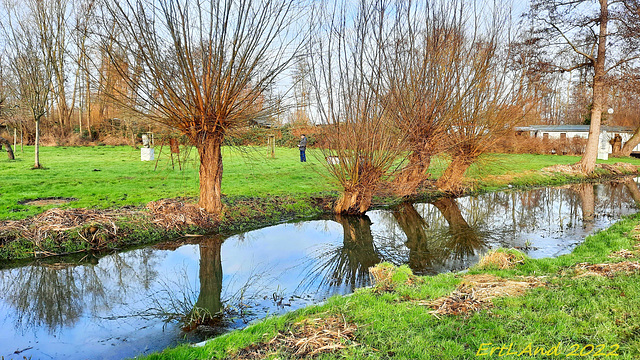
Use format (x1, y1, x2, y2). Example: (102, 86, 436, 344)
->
(597, 131, 609, 160)
(141, 148, 155, 161)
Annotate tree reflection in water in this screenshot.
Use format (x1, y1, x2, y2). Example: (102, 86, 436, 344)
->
(391, 200, 486, 275)
(298, 215, 381, 292)
(194, 237, 223, 316)
(300, 199, 488, 289)
(142, 236, 278, 336)
(188, 237, 224, 332)
(2, 264, 83, 332)
(433, 198, 486, 264)
(139, 237, 224, 334)
(0, 248, 163, 335)
(624, 178, 640, 205)
(575, 183, 596, 227)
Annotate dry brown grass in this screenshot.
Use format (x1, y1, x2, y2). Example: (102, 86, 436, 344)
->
(421, 274, 545, 317)
(0, 207, 126, 247)
(368, 264, 395, 285)
(573, 261, 640, 278)
(541, 162, 638, 175)
(608, 249, 638, 259)
(231, 315, 359, 359)
(146, 198, 214, 230)
(476, 250, 526, 270)
(0, 198, 214, 257)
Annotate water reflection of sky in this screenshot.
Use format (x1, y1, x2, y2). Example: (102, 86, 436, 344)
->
(1, 180, 639, 360)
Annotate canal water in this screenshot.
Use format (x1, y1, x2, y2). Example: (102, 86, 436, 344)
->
(1, 178, 639, 359)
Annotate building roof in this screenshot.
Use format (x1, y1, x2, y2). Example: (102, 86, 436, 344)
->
(250, 115, 273, 128)
(515, 125, 634, 133)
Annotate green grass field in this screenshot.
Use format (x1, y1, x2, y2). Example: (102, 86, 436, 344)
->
(2, 146, 640, 220)
(0, 146, 336, 220)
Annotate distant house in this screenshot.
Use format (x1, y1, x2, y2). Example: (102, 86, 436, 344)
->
(249, 115, 273, 128)
(514, 125, 640, 157)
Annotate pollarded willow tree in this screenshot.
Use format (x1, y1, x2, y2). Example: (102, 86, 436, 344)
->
(383, 0, 468, 196)
(100, 0, 304, 214)
(433, 3, 529, 194)
(309, 0, 410, 214)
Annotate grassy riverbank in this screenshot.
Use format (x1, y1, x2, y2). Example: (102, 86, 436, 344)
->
(0, 145, 335, 220)
(139, 213, 640, 360)
(2, 146, 639, 220)
(1, 146, 640, 262)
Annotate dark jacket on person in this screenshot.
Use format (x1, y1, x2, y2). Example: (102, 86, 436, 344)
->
(298, 136, 308, 151)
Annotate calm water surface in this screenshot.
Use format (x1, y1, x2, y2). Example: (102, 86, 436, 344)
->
(1, 179, 639, 359)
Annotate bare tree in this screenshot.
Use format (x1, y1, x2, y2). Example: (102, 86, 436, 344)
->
(71, 0, 99, 139)
(34, 0, 76, 136)
(432, 3, 528, 194)
(3, 1, 54, 168)
(527, 0, 640, 173)
(383, 1, 466, 196)
(100, 0, 304, 214)
(0, 58, 16, 160)
(309, 0, 410, 214)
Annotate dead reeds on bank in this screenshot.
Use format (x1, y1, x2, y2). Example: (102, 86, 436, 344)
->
(0, 199, 213, 258)
(424, 274, 546, 317)
(231, 315, 359, 359)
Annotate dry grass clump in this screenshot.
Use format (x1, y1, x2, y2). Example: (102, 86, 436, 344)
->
(475, 249, 526, 270)
(146, 199, 214, 230)
(424, 290, 484, 317)
(369, 262, 396, 285)
(231, 315, 358, 359)
(0, 207, 128, 249)
(423, 274, 545, 317)
(608, 249, 637, 259)
(541, 162, 638, 175)
(573, 261, 640, 278)
(0, 198, 213, 258)
(368, 263, 418, 292)
(598, 162, 638, 174)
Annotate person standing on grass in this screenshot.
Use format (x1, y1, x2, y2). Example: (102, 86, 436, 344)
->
(298, 134, 308, 162)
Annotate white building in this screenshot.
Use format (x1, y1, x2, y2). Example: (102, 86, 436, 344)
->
(514, 125, 640, 159)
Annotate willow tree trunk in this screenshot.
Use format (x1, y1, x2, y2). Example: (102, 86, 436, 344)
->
(614, 128, 640, 157)
(34, 118, 41, 169)
(197, 132, 225, 215)
(578, 0, 608, 174)
(0, 137, 15, 160)
(335, 187, 374, 215)
(435, 155, 474, 194)
(393, 152, 432, 197)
